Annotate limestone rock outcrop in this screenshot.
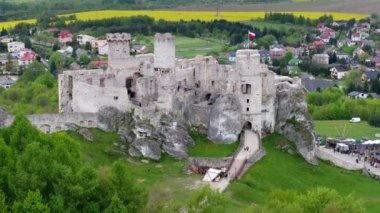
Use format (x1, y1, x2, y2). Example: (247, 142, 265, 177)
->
(207, 94, 242, 144)
(97, 107, 194, 160)
(160, 114, 194, 159)
(275, 80, 318, 165)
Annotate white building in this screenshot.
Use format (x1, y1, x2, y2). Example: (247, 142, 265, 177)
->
(98, 43, 109, 55)
(7, 42, 25, 53)
(312, 54, 329, 65)
(77, 34, 96, 46)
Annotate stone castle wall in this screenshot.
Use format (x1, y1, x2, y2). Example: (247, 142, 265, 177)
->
(58, 32, 278, 141)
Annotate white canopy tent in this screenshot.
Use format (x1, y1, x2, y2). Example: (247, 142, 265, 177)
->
(202, 168, 222, 182)
(362, 140, 380, 145)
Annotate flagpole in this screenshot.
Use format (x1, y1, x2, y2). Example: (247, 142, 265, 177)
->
(247, 31, 249, 49)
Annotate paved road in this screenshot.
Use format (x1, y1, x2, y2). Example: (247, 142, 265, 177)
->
(228, 130, 259, 180)
(318, 146, 380, 176)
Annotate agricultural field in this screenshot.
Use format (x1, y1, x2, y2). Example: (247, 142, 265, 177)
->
(314, 120, 380, 139)
(0, 10, 369, 30)
(175, 36, 225, 58)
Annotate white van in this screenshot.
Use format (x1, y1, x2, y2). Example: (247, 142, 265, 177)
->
(350, 117, 361, 123)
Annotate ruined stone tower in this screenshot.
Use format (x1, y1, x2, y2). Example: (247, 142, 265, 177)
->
(107, 33, 131, 69)
(236, 50, 263, 133)
(154, 33, 176, 111)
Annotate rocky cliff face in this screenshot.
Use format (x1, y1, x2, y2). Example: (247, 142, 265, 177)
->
(97, 107, 194, 160)
(274, 80, 318, 165)
(207, 94, 242, 144)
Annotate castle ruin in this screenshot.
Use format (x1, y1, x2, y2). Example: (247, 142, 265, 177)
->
(58, 33, 278, 141)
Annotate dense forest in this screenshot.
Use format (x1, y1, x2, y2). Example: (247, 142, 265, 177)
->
(0, 0, 285, 21)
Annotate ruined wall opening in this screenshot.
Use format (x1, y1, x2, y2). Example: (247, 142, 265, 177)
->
(68, 75, 73, 100)
(205, 93, 212, 101)
(243, 121, 252, 130)
(100, 78, 105, 87)
(241, 84, 252, 94)
(195, 80, 201, 88)
(126, 78, 136, 99)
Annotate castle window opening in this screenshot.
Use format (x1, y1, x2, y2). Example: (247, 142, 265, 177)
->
(241, 84, 252, 94)
(68, 75, 73, 100)
(205, 93, 212, 101)
(247, 99, 250, 103)
(126, 78, 133, 89)
(114, 96, 119, 100)
(246, 107, 249, 112)
(211, 81, 215, 87)
(86, 78, 92, 85)
(195, 81, 201, 88)
(100, 78, 105, 87)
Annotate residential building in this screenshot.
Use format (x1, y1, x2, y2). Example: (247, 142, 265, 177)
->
(77, 34, 96, 45)
(336, 51, 350, 61)
(18, 52, 37, 66)
(58, 30, 73, 43)
(302, 78, 335, 93)
(348, 91, 368, 99)
(7, 42, 25, 53)
(91, 39, 107, 49)
(312, 54, 329, 65)
(330, 65, 349, 80)
(0, 36, 13, 44)
(98, 43, 109, 56)
(258, 50, 271, 63)
(269, 45, 286, 59)
(0, 76, 15, 89)
(362, 70, 379, 82)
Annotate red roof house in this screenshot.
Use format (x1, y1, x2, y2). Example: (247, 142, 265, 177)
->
(313, 40, 325, 47)
(59, 30, 73, 43)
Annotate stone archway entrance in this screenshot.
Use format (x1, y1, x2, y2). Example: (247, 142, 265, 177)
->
(243, 121, 252, 130)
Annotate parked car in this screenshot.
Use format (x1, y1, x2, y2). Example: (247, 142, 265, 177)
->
(350, 117, 361, 123)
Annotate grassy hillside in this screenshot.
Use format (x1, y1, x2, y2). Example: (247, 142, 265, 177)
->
(67, 128, 380, 212)
(226, 134, 380, 212)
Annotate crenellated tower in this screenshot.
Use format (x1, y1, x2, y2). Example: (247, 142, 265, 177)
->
(153, 33, 176, 112)
(107, 33, 131, 69)
(236, 49, 263, 133)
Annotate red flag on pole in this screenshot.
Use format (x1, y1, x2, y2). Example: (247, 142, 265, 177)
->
(248, 31, 256, 39)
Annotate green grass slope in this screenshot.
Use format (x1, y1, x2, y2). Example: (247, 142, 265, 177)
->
(226, 134, 380, 212)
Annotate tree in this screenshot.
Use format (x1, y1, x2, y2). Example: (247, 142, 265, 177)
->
(84, 42, 92, 51)
(110, 160, 147, 212)
(12, 191, 50, 213)
(187, 186, 228, 213)
(5, 54, 13, 73)
(257, 35, 276, 49)
(79, 53, 91, 65)
(48, 52, 65, 74)
(260, 187, 365, 213)
(20, 62, 47, 82)
(105, 195, 128, 213)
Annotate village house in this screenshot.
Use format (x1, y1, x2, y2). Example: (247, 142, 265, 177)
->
(362, 70, 379, 82)
(98, 43, 109, 56)
(336, 51, 350, 61)
(7, 42, 25, 53)
(337, 38, 355, 48)
(375, 29, 380, 36)
(258, 50, 271, 63)
(18, 51, 37, 67)
(0, 36, 13, 44)
(370, 56, 380, 69)
(89, 60, 108, 69)
(330, 65, 349, 80)
(58, 30, 73, 43)
(348, 91, 368, 99)
(0, 54, 7, 69)
(0, 76, 15, 89)
(375, 49, 380, 57)
(269, 45, 286, 59)
(91, 39, 107, 49)
(313, 40, 325, 47)
(131, 44, 149, 55)
(294, 46, 309, 59)
(332, 20, 347, 29)
(351, 32, 362, 42)
(77, 34, 96, 46)
(58, 45, 74, 57)
(302, 78, 335, 93)
(312, 53, 329, 66)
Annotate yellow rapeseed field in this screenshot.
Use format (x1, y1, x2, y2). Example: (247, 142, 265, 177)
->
(0, 10, 369, 30)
